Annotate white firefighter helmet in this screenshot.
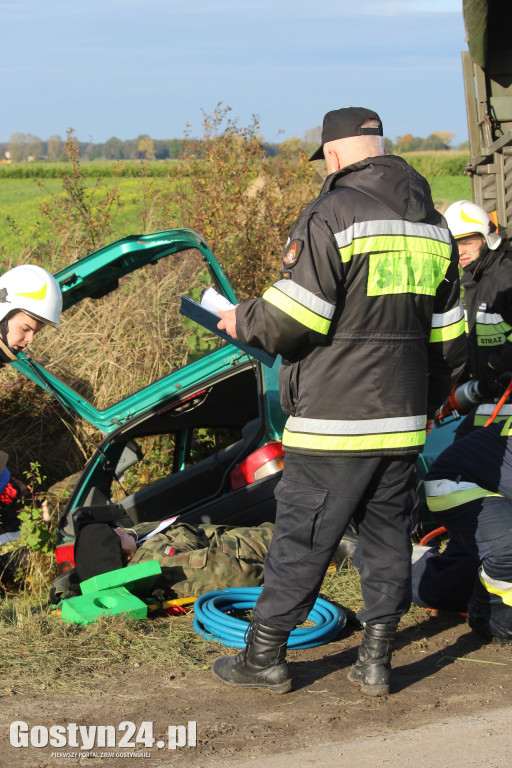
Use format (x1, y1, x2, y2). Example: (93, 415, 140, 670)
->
(444, 200, 501, 250)
(0, 265, 62, 327)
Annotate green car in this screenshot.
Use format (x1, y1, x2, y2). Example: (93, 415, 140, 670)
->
(9, 229, 287, 573)
(9, 227, 456, 579)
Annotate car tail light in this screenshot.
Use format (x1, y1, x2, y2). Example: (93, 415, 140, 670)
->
(55, 543, 75, 573)
(230, 441, 285, 490)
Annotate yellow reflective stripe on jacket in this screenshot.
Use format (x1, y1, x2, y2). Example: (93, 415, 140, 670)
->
(473, 404, 512, 427)
(335, 219, 452, 266)
(271, 279, 335, 320)
(429, 317, 465, 343)
(349, 234, 450, 260)
(429, 302, 466, 343)
(479, 568, 512, 607)
(424, 478, 502, 512)
(475, 311, 512, 347)
(283, 429, 425, 452)
(501, 416, 512, 436)
(283, 414, 426, 452)
(262, 285, 331, 335)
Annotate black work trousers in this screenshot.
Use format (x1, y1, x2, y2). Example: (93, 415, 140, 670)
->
(253, 452, 417, 631)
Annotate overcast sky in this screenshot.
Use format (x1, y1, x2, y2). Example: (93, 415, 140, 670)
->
(1, 0, 469, 146)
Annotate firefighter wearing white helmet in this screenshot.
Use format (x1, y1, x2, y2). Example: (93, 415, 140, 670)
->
(0, 264, 62, 365)
(0, 265, 62, 528)
(444, 200, 512, 435)
(444, 200, 501, 253)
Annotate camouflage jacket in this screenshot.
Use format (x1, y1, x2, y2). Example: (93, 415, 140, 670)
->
(128, 521, 275, 598)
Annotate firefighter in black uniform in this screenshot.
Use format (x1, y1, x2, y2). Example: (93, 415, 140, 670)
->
(213, 107, 467, 696)
(445, 200, 512, 434)
(414, 419, 512, 642)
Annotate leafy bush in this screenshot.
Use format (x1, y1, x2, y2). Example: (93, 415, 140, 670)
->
(35, 130, 122, 260)
(0, 462, 58, 596)
(165, 105, 319, 298)
(16, 464, 54, 558)
(399, 151, 470, 179)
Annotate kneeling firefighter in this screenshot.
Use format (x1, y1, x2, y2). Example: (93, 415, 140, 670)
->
(414, 418, 512, 642)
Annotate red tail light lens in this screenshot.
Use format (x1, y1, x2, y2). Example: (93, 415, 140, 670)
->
(55, 543, 75, 573)
(230, 441, 285, 490)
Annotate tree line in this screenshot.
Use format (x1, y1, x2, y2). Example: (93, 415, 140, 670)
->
(1, 133, 281, 162)
(2, 129, 467, 163)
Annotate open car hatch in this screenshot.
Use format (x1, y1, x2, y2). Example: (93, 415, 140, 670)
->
(6, 229, 266, 433)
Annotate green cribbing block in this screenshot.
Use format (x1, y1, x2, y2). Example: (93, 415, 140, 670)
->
(80, 559, 162, 596)
(60, 586, 148, 625)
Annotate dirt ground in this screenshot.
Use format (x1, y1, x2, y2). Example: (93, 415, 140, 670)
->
(1, 609, 511, 768)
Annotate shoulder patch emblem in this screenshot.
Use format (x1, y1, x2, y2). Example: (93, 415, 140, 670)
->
(283, 240, 303, 267)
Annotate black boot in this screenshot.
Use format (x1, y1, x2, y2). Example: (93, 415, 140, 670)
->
(212, 621, 292, 693)
(347, 622, 397, 696)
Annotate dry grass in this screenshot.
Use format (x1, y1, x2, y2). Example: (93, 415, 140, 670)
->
(30, 251, 206, 410)
(0, 592, 218, 694)
(1, 249, 214, 483)
(321, 564, 428, 627)
(0, 564, 428, 695)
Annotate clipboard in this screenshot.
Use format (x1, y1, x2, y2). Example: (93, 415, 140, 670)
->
(179, 296, 277, 368)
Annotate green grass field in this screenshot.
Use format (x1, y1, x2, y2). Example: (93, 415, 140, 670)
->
(429, 175, 472, 211)
(0, 176, 174, 263)
(0, 168, 472, 263)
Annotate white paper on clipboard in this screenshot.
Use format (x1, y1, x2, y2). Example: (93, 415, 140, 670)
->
(200, 286, 235, 314)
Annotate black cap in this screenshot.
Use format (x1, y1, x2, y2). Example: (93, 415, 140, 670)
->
(309, 107, 383, 161)
(74, 523, 124, 582)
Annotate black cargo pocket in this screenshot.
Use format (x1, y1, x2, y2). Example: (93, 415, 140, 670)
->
(273, 479, 327, 563)
(278, 361, 299, 415)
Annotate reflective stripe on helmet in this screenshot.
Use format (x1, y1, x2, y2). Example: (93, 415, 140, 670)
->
(0, 265, 62, 327)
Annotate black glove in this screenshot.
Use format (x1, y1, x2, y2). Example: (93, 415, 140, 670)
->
(478, 362, 511, 399)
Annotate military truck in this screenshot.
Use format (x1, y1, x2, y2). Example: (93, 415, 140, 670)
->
(462, 0, 512, 236)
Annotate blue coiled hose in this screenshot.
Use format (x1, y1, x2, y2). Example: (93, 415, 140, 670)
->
(193, 587, 346, 649)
